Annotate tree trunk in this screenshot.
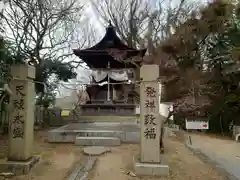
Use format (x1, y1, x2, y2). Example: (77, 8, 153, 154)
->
(219, 115, 224, 136)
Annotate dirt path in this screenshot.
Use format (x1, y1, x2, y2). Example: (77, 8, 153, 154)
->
(190, 134, 240, 158)
(89, 136, 224, 180)
(0, 130, 82, 180)
(89, 145, 137, 180)
(189, 134, 240, 179)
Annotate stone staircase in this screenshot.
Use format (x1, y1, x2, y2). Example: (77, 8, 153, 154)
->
(48, 116, 140, 145)
(74, 129, 122, 146)
(75, 136, 121, 146)
(78, 115, 138, 123)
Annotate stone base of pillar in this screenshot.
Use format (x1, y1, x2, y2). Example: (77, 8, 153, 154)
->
(0, 156, 40, 175)
(134, 154, 169, 176)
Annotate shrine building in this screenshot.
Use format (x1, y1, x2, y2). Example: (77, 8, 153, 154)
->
(73, 21, 147, 115)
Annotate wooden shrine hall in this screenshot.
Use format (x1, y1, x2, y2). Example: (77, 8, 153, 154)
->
(73, 21, 147, 115)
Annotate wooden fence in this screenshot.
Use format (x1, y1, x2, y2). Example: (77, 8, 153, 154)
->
(0, 105, 44, 128)
(0, 105, 75, 131)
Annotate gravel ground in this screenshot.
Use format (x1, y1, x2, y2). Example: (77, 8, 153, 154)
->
(88, 136, 225, 180)
(0, 130, 83, 180)
(189, 134, 240, 180)
(0, 130, 228, 180)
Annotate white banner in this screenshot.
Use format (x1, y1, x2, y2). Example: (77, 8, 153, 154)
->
(92, 70, 128, 82)
(186, 120, 209, 130)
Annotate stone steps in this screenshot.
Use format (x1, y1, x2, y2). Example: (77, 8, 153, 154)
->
(75, 136, 121, 146)
(79, 116, 138, 122)
(77, 129, 123, 139)
(48, 122, 140, 143)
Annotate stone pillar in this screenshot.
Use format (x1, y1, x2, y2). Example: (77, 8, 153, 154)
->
(8, 64, 35, 161)
(140, 64, 161, 163)
(134, 64, 169, 176)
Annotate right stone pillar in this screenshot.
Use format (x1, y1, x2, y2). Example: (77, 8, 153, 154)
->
(134, 64, 169, 176)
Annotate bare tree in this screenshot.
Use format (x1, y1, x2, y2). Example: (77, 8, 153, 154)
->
(1, 0, 95, 66)
(0, 0, 7, 34)
(91, 0, 200, 51)
(91, 0, 149, 48)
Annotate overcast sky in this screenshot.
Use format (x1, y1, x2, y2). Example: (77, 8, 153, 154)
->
(0, 0, 208, 97)
(58, 0, 210, 97)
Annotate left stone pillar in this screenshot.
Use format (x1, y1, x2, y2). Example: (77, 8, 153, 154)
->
(8, 64, 35, 161)
(0, 64, 39, 175)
